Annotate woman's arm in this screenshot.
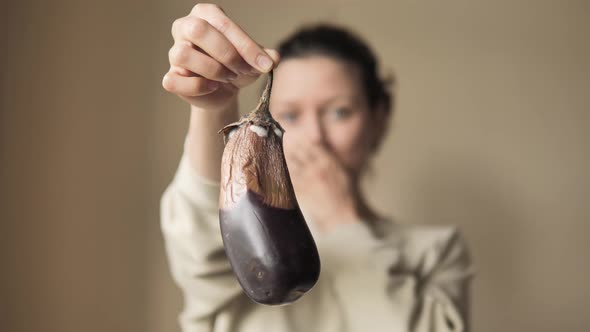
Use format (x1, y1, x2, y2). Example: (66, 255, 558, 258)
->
(161, 151, 242, 331)
(404, 227, 475, 332)
(186, 101, 238, 182)
(160, 4, 279, 330)
(311, 222, 474, 331)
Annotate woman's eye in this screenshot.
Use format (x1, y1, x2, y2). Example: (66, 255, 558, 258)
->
(278, 112, 299, 123)
(329, 107, 352, 120)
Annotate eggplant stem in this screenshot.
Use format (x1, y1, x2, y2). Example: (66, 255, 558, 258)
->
(254, 71, 273, 117)
(219, 71, 277, 142)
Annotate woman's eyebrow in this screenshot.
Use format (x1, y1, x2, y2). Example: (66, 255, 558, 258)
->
(272, 100, 298, 109)
(321, 95, 359, 106)
(272, 95, 359, 110)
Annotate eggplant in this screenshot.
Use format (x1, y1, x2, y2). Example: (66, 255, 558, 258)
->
(218, 72, 320, 305)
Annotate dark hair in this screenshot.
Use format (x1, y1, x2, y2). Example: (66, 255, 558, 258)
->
(277, 24, 393, 115)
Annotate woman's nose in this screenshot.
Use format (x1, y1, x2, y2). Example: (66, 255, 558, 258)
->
(305, 115, 325, 144)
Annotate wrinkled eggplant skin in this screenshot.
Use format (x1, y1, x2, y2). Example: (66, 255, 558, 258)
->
(219, 190, 321, 305)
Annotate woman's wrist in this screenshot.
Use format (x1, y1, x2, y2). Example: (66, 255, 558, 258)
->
(189, 95, 239, 120)
(186, 98, 239, 182)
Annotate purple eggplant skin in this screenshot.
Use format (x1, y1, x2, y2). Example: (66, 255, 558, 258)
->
(219, 190, 320, 305)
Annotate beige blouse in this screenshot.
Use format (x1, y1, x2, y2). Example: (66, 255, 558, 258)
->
(160, 152, 475, 332)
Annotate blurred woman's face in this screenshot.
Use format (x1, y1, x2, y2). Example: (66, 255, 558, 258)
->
(270, 56, 379, 176)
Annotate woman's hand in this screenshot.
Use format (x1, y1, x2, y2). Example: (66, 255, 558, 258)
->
(285, 142, 360, 233)
(162, 3, 280, 112)
(161, 4, 280, 181)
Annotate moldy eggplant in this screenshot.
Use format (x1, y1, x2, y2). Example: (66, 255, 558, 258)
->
(218, 72, 321, 305)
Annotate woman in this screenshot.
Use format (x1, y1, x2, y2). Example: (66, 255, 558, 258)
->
(161, 4, 474, 332)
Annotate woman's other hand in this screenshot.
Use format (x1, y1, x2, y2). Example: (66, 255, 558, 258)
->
(286, 142, 360, 233)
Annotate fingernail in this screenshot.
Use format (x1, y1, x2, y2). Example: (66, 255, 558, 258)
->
(256, 54, 273, 72)
(207, 81, 220, 91)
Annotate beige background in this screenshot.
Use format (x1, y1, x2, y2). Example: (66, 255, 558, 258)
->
(1, 0, 589, 331)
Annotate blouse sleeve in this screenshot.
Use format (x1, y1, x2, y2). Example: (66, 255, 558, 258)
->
(160, 151, 243, 332)
(315, 222, 474, 332)
(403, 226, 475, 332)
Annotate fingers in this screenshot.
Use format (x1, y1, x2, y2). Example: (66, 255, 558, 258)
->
(228, 48, 280, 88)
(288, 142, 345, 178)
(286, 145, 321, 177)
(166, 3, 280, 101)
(168, 42, 238, 83)
(162, 69, 220, 96)
(290, 142, 326, 164)
(286, 155, 301, 176)
(264, 48, 281, 64)
(172, 16, 252, 76)
(306, 143, 334, 168)
(285, 146, 302, 172)
(190, 3, 276, 73)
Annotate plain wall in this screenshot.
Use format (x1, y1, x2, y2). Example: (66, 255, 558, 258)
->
(1, 1, 589, 332)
